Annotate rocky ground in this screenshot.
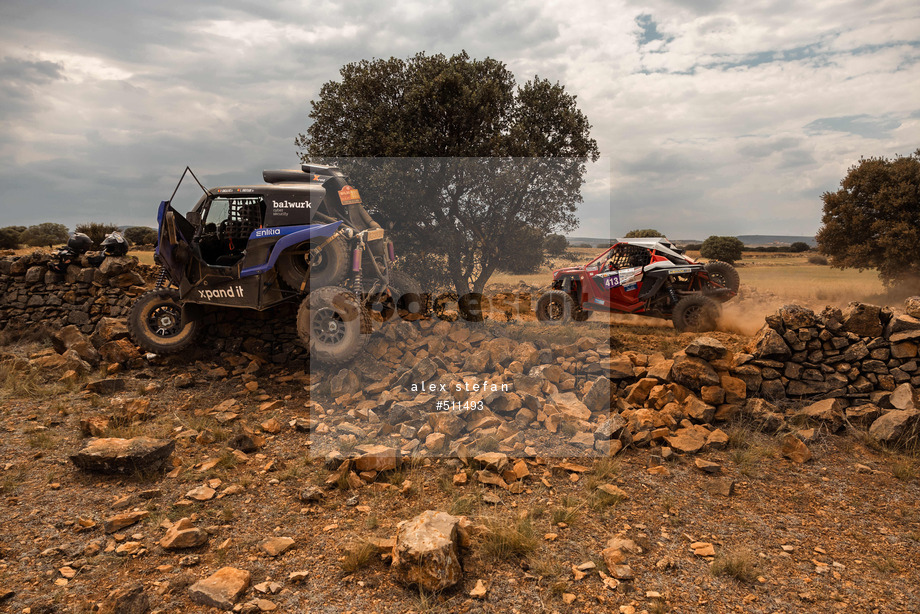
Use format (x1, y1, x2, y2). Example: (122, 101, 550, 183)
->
(1, 310, 919, 614)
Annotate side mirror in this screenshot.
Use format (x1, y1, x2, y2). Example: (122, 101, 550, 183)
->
(186, 211, 202, 226)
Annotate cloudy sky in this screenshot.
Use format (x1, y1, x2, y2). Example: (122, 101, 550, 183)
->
(1, 0, 918, 239)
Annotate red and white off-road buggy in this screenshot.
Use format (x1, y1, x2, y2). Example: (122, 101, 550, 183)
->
(535, 237, 739, 331)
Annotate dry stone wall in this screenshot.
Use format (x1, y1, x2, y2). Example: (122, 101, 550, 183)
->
(0, 251, 150, 334)
(743, 302, 920, 403)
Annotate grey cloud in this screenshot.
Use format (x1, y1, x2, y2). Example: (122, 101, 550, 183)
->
(805, 114, 902, 139)
(736, 137, 801, 158)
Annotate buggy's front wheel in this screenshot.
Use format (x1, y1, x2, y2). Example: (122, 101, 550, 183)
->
(672, 294, 721, 332)
(297, 286, 368, 365)
(535, 290, 575, 324)
(128, 289, 199, 354)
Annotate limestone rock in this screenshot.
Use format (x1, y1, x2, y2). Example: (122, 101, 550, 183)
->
(685, 336, 728, 361)
(550, 392, 591, 421)
(583, 376, 613, 412)
(665, 425, 710, 453)
(794, 398, 846, 431)
(869, 410, 920, 443)
(70, 437, 174, 473)
(354, 445, 400, 472)
(749, 326, 791, 359)
(905, 296, 920, 319)
(189, 567, 251, 609)
(98, 583, 150, 614)
(841, 302, 884, 337)
(890, 383, 917, 410)
(392, 510, 462, 592)
(161, 518, 208, 549)
(781, 434, 812, 463)
(669, 355, 720, 391)
(260, 537, 295, 557)
(779, 305, 817, 329)
(103, 511, 149, 534)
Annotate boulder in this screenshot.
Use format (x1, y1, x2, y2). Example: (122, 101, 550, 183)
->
(392, 511, 463, 591)
(189, 567, 251, 609)
(330, 369, 360, 397)
(91, 318, 130, 349)
(869, 410, 920, 444)
(890, 383, 917, 410)
(665, 425, 711, 453)
(793, 398, 846, 431)
(886, 314, 920, 338)
(685, 337, 728, 362)
(748, 326, 791, 359)
(781, 434, 812, 463)
(669, 355, 720, 391)
(550, 392, 591, 421)
(841, 302, 883, 337)
(906, 296, 920, 319)
(70, 437, 175, 473)
(354, 445, 400, 472)
(161, 518, 208, 549)
(98, 583, 150, 614)
(99, 339, 141, 364)
(583, 376, 613, 412)
(779, 305, 817, 329)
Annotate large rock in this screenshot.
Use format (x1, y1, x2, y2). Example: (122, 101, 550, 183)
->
(669, 355, 720, 391)
(886, 315, 920, 339)
(685, 336, 728, 362)
(869, 410, 920, 443)
(906, 297, 920, 319)
(748, 326, 791, 359)
(890, 384, 917, 410)
(189, 567, 251, 609)
(161, 518, 208, 549)
(793, 398, 846, 431)
(70, 437, 175, 473)
(330, 369, 360, 397)
(841, 302, 884, 337)
(665, 425, 711, 453)
(392, 511, 463, 592)
(354, 445, 400, 472)
(779, 305, 817, 330)
(99, 339, 141, 364)
(583, 376, 613, 412)
(550, 392, 591, 421)
(98, 583, 150, 614)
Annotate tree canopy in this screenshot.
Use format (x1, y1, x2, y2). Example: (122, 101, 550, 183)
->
(816, 149, 920, 286)
(20, 223, 68, 249)
(297, 51, 599, 293)
(700, 236, 744, 264)
(624, 228, 663, 238)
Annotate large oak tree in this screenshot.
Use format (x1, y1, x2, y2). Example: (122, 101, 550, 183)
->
(817, 150, 920, 286)
(296, 51, 599, 293)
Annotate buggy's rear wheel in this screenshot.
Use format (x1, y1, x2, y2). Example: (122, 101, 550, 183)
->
(535, 290, 575, 324)
(128, 289, 199, 354)
(277, 235, 348, 291)
(297, 286, 368, 365)
(704, 260, 740, 295)
(672, 294, 721, 332)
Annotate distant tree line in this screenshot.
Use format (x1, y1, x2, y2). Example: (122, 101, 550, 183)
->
(0, 223, 157, 250)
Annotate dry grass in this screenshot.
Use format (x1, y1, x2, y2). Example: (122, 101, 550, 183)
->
(480, 516, 538, 559)
(711, 547, 759, 583)
(340, 541, 378, 573)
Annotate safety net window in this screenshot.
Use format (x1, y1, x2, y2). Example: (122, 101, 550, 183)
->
(607, 244, 651, 269)
(207, 197, 264, 241)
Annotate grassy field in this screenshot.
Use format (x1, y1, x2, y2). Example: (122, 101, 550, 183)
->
(492, 248, 892, 308)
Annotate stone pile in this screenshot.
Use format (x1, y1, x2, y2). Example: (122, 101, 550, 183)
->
(743, 302, 920, 401)
(0, 251, 149, 334)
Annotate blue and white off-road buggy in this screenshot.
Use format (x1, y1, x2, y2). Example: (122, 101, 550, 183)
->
(128, 164, 420, 364)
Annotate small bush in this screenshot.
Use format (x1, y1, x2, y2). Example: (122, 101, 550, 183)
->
(711, 547, 759, 582)
(481, 516, 538, 559)
(807, 254, 829, 265)
(341, 541, 377, 572)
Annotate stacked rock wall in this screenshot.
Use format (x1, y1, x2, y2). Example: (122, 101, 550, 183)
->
(0, 251, 150, 334)
(742, 302, 920, 404)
